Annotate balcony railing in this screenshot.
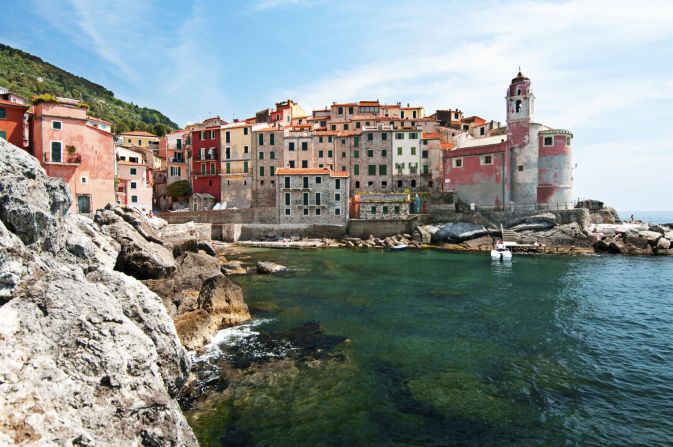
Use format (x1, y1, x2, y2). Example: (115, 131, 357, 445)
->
(170, 156, 186, 163)
(195, 152, 218, 161)
(44, 152, 81, 165)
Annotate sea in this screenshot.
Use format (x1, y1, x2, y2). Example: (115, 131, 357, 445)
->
(617, 210, 673, 224)
(186, 248, 673, 447)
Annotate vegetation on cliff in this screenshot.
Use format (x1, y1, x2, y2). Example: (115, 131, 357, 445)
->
(0, 43, 177, 135)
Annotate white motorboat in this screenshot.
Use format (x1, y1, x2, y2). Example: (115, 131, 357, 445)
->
(491, 241, 512, 261)
(391, 244, 408, 251)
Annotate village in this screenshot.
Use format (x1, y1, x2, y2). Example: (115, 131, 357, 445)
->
(0, 72, 577, 236)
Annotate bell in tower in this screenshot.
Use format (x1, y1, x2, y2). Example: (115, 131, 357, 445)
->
(506, 71, 534, 123)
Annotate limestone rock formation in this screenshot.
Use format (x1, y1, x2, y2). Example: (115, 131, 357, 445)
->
(430, 222, 490, 244)
(0, 140, 197, 445)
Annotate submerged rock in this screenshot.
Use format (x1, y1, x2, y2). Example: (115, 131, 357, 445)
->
(257, 261, 288, 274)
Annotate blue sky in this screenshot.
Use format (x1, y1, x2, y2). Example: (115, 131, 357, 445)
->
(3, 0, 673, 210)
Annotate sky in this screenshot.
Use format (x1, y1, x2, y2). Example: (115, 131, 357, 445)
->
(2, 0, 672, 210)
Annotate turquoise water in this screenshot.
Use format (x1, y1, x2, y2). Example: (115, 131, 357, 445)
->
(189, 249, 673, 446)
(618, 210, 673, 224)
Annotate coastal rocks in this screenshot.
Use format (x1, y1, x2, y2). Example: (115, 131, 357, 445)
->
(431, 222, 490, 244)
(343, 234, 419, 248)
(257, 261, 288, 274)
(575, 199, 621, 224)
(0, 139, 197, 445)
(592, 222, 673, 256)
(657, 238, 671, 250)
(221, 260, 247, 275)
(114, 235, 176, 279)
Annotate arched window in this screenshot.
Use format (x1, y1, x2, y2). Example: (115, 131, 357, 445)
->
(355, 181, 360, 189)
(515, 100, 522, 113)
(516, 89, 521, 95)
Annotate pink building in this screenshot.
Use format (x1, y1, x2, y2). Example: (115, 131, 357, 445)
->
(31, 99, 115, 213)
(443, 72, 573, 208)
(115, 146, 154, 213)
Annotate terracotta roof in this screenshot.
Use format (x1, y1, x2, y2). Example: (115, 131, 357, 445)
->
(121, 131, 158, 137)
(422, 132, 441, 139)
(331, 102, 358, 107)
(440, 143, 455, 150)
(314, 130, 339, 136)
(0, 98, 29, 109)
(337, 130, 362, 137)
(276, 168, 349, 178)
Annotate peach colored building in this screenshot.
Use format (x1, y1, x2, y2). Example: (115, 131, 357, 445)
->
(115, 146, 153, 213)
(120, 131, 160, 150)
(160, 129, 189, 185)
(31, 99, 115, 213)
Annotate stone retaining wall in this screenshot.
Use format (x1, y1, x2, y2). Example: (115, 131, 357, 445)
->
(427, 207, 591, 229)
(158, 207, 277, 225)
(238, 224, 347, 241)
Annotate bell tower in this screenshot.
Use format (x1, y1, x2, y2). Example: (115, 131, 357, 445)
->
(506, 71, 534, 123)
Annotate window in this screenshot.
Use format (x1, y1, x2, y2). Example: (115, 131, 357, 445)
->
(518, 164, 524, 172)
(544, 136, 553, 146)
(285, 193, 291, 206)
(480, 127, 485, 136)
(341, 139, 346, 145)
(270, 166, 275, 176)
(244, 161, 249, 173)
(211, 130, 216, 139)
(328, 136, 333, 143)
(285, 208, 291, 215)
(368, 165, 376, 175)
(356, 122, 361, 129)
(244, 127, 249, 135)
(394, 206, 400, 214)
(301, 160, 308, 168)
(338, 107, 343, 115)
(335, 208, 341, 215)
(259, 151, 264, 160)
(335, 179, 341, 190)
(316, 208, 321, 216)
(303, 177, 309, 188)
(289, 161, 295, 168)
(341, 152, 346, 158)
(463, 124, 469, 131)
(379, 165, 387, 175)
(225, 147, 231, 159)
(259, 166, 265, 176)
(270, 151, 275, 159)
(270, 134, 275, 145)
(319, 150, 324, 158)
(52, 121, 62, 130)
(328, 150, 333, 157)
(383, 206, 389, 214)
(566, 136, 572, 146)
(411, 180, 416, 188)
(382, 132, 388, 141)
(0, 131, 5, 140)
(354, 136, 359, 147)
(411, 147, 417, 155)
(453, 158, 463, 168)
(289, 142, 295, 151)
(515, 100, 522, 113)
(50, 141, 62, 162)
(131, 195, 138, 203)
(400, 111, 405, 119)
(284, 176, 291, 188)
(348, 106, 354, 115)
(355, 181, 360, 188)
(81, 176, 87, 184)
(315, 176, 322, 184)
(303, 208, 309, 215)
(371, 206, 377, 214)
(423, 164, 429, 174)
(354, 164, 360, 175)
(335, 193, 341, 201)
(422, 150, 429, 159)
(397, 147, 402, 155)
(367, 149, 374, 157)
(129, 181, 137, 189)
(210, 163, 216, 174)
(382, 150, 387, 158)
(315, 193, 321, 205)
(0, 108, 5, 119)
(344, 124, 349, 131)
(302, 141, 308, 151)
(130, 167, 137, 175)
(481, 155, 493, 165)
(226, 162, 231, 174)
(331, 125, 337, 131)
(303, 192, 309, 205)
(397, 180, 403, 188)
(409, 132, 418, 139)
(319, 137, 324, 143)
(225, 131, 231, 143)
(354, 150, 359, 158)
(201, 164, 206, 175)
(395, 133, 404, 140)
(368, 133, 373, 141)
(258, 133, 264, 145)
(382, 181, 387, 188)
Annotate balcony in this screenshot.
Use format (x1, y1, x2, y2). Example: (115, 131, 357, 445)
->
(43, 150, 81, 165)
(170, 156, 186, 163)
(195, 152, 218, 161)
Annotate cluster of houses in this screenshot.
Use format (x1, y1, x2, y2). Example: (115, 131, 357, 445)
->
(0, 72, 575, 225)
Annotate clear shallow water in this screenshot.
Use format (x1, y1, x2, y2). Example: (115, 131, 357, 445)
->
(189, 249, 673, 446)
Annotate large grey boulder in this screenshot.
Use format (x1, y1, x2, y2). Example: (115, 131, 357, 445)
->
(525, 213, 556, 225)
(511, 222, 555, 232)
(0, 140, 197, 445)
(431, 222, 488, 243)
(257, 261, 288, 274)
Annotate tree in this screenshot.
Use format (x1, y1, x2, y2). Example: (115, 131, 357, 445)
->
(167, 180, 191, 198)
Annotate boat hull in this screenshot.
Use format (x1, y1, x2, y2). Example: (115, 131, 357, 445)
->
(490, 249, 512, 261)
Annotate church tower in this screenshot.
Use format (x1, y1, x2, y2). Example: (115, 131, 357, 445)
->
(506, 71, 534, 123)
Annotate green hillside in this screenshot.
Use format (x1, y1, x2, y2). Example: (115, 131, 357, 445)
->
(0, 43, 177, 136)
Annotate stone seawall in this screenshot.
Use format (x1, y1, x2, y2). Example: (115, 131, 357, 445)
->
(428, 206, 591, 229)
(159, 207, 277, 225)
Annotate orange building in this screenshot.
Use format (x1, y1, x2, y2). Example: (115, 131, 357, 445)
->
(31, 98, 115, 213)
(0, 96, 29, 149)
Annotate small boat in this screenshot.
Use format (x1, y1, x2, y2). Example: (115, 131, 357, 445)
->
(491, 247, 512, 261)
(391, 244, 408, 251)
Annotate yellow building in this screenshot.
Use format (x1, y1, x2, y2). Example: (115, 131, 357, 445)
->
(220, 121, 253, 208)
(120, 131, 160, 149)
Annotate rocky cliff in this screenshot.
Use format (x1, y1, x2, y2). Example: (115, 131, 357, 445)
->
(0, 139, 205, 445)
